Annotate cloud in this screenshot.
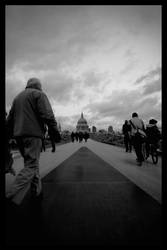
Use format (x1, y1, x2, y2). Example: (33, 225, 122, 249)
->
(42, 73, 78, 104)
(82, 70, 109, 92)
(84, 88, 161, 129)
(6, 6, 161, 131)
(5, 61, 81, 106)
(134, 66, 161, 85)
(142, 79, 161, 96)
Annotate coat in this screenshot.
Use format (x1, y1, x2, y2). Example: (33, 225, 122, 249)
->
(7, 83, 58, 139)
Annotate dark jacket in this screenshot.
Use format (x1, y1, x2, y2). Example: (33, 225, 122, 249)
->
(7, 84, 58, 139)
(145, 124, 161, 144)
(122, 123, 131, 135)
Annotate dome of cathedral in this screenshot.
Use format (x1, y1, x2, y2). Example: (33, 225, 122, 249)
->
(76, 113, 89, 132)
(77, 113, 88, 124)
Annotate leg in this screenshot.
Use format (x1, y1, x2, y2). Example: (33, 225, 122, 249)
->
(124, 135, 128, 152)
(6, 137, 42, 203)
(51, 139, 56, 152)
(129, 138, 132, 152)
(132, 136, 144, 165)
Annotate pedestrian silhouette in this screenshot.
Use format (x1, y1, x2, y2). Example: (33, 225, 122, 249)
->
(75, 132, 79, 142)
(129, 112, 146, 166)
(6, 78, 59, 204)
(71, 131, 75, 142)
(78, 131, 83, 142)
(83, 132, 89, 142)
(122, 120, 132, 152)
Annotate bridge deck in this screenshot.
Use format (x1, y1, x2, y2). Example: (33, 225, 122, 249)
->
(6, 145, 161, 246)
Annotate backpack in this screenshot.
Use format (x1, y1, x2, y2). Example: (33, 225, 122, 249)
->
(130, 120, 146, 142)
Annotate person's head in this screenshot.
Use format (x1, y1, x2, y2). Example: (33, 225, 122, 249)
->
(26, 78, 42, 91)
(149, 118, 157, 125)
(125, 120, 128, 124)
(132, 112, 138, 118)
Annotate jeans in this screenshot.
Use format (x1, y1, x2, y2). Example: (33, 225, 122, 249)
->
(131, 135, 144, 162)
(6, 137, 42, 204)
(124, 134, 132, 152)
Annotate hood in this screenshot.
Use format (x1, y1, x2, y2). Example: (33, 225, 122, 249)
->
(26, 78, 42, 91)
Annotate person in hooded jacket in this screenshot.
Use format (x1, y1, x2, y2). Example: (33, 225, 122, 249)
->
(6, 78, 59, 204)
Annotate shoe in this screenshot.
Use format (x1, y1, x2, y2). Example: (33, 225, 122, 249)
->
(137, 162, 142, 166)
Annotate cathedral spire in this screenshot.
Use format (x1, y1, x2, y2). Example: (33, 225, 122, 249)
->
(81, 112, 83, 119)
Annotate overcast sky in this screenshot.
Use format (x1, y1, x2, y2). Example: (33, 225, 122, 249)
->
(6, 5, 161, 131)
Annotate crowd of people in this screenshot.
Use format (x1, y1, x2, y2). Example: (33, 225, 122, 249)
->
(71, 131, 89, 143)
(122, 112, 161, 166)
(5, 77, 161, 206)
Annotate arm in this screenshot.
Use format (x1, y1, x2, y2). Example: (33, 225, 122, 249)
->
(37, 92, 57, 128)
(37, 93, 61, 142)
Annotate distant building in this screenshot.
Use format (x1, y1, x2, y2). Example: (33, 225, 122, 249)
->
(108, 125, 114, 134)
(92, 126, 97, 133)
(76, 112, 89, 133)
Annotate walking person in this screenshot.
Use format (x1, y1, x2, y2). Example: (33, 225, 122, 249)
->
(122, 120, 132, 152)
(129, 112, 146, 166)
(6, 78, 59, 204)
(71, 131, 75, 142)
(78, 131, 83, 142)
(75, 132, 79, 142)
(48, 126, 60, 152)
(83, 132, 89, 142)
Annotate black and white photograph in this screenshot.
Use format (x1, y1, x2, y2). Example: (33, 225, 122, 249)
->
(5, 5, 162, 247)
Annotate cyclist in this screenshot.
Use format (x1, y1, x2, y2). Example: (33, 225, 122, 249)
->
(145, 118, 161, 159)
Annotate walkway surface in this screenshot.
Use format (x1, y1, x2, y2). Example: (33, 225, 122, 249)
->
(5, 139, 162, 246)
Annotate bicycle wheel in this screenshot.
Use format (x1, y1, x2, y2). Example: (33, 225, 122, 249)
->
(151, 145, 158, 164)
